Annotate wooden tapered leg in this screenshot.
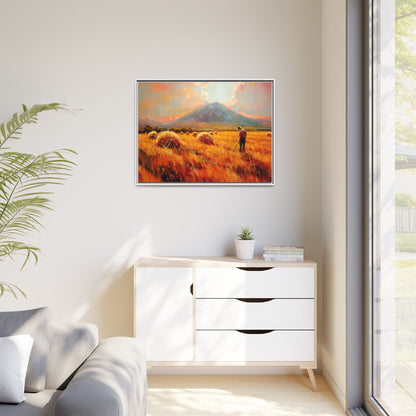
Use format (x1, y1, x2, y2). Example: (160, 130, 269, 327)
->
(307, 368, 317, 392)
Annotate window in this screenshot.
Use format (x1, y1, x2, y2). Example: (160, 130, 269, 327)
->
(368, 1, 416, 415)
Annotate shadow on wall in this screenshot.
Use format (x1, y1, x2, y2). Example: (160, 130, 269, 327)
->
(97, 268, 134, 339)
(76, 226, 153, 339)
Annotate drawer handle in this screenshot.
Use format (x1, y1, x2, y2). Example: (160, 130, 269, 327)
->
(236, 330, 274, 335)
(236, 298, 274, 303)
(190, 284, 193, 295)
(237, 267, 274, 272)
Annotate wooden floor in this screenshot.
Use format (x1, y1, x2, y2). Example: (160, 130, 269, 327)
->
(147, 374, 345, 416)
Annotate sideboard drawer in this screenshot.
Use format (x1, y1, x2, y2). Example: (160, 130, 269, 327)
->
(195, 330, 314, 362)
(195, 267, 314, 298)
(196, 298, 314, 330)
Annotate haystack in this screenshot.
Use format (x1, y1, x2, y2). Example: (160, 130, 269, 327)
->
(148, 131, 158, 140)
(197, 132, 214, 145)
(157, 131, 181, 149)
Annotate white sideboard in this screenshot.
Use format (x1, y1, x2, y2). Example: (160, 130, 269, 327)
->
(134, 256, 317, 391)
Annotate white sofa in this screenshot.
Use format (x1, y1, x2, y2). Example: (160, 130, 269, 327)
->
(0, 308, 147, 416)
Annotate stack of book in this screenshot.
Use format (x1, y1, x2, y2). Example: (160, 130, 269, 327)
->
(263, 246, 304, 262)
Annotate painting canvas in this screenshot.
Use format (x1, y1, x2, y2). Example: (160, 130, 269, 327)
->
(136, 80, 274, 185)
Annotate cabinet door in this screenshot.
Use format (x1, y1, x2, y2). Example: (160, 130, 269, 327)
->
(135, 267, 193, 361)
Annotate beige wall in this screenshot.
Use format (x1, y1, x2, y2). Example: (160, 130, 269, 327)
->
(0, 0, 322, 343)
(321, 0, 347, 410)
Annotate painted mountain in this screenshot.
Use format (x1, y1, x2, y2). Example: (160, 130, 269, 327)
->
(138, 117, 167, 131)
(139, 102, 271, 131)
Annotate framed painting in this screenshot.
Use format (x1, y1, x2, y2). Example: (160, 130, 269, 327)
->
(136, 80, 275, 185)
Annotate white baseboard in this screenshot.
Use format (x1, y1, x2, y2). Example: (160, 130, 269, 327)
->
(320, 363, 346, 411)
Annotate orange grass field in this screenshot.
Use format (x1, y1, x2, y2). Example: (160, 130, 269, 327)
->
(138, 130, 273, 183)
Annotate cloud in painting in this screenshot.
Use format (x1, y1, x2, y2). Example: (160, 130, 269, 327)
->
(138, 81, 273, 123)
(139, 82, 209, 122)
(222, 82, 273, 119)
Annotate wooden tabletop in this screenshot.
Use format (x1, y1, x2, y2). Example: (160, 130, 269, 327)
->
(134, 256, 316, 268)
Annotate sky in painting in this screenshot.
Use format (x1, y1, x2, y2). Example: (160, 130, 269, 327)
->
(138, 81, 273, 122)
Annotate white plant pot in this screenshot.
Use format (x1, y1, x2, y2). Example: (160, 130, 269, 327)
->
(235, 239, 256, 260)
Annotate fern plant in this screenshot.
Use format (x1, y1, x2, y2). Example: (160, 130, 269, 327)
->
(0, 103, 76, 298)
(236, 226, 255, 240)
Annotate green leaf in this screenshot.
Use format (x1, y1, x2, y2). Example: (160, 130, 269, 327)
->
(236, 226, 255, 240)
(0, 282, 27, 299)
(0, 103, 76, 299)
(0, 123, 5, 139)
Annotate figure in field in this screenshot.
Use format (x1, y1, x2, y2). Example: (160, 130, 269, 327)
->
(237, 126, 247, 152)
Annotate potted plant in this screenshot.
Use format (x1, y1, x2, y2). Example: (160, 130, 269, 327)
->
(235, 226, 256, 260)
(0, 104, 76, 299)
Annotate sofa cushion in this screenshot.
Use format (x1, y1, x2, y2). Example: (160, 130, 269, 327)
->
(0, 390, 61, 416)
(0, 307, 51, 393)
(0, 335, 33, 404)
(54, 337, 147, 416)
(45, 322, 99, 390)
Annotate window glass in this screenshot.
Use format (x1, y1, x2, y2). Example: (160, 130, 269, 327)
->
(372, 1, 416, 414)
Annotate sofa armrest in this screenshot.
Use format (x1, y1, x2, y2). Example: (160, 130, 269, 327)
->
(54, 337, 147, 416)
